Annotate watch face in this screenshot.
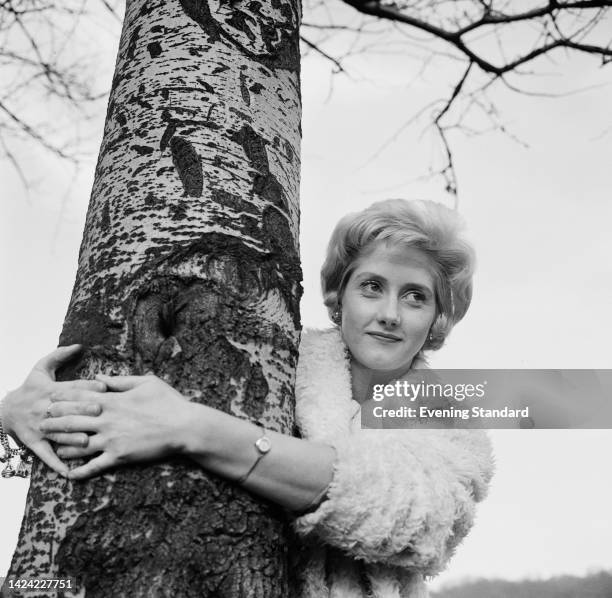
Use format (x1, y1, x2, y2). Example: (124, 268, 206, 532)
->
(255, 436, 272, 454)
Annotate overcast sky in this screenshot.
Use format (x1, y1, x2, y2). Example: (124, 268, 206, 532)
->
(1, 3, 611, 589)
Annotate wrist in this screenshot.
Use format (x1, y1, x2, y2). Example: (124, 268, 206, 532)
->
(1, 390, 32, 478)
(0, 390, 17, 440)
(176, 401, 218, 459)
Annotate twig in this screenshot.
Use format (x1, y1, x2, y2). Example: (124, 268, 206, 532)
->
(433, 62, 474, 204)
(300, 34, 347, 73)
(0, 133, 31, 199)
(0, 99, 75, 160)
(99, 0, 122, 22)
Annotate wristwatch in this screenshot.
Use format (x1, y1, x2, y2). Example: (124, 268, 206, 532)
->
(236, 427, 271, 485)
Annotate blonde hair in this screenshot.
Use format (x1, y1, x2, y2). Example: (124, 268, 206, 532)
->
(320, 199, 475, 351)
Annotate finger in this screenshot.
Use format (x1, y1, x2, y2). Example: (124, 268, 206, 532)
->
(49, 389, 104, 405)
(57, 443, 100, 459)
(28, 441, 70, 477)
(44, 432, 90, 447)
(47, 401, 102, 418)
(34, 345, 82, 377)
(68, 453, 115, 480)
(56, 379, 107, 393)
(95, 374, 148, 391)
(57, 434, 103, 459)
(40, 415, 100, 434)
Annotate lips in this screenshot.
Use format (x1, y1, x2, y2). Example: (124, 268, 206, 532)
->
(366, 331, 402, 342)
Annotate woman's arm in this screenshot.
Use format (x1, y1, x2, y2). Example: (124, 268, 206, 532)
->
(42, 374, 336, 513)
(180, 405, 336, 513)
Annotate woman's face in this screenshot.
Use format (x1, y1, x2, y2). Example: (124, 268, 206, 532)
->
(340, 241, 437, 376)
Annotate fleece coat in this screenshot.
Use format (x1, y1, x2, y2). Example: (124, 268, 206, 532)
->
(289, 328, 495, 598)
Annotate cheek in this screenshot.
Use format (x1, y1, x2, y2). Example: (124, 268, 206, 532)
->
(403, 308, 436, 339)
(340, 299, 369, 351)
(342, 292, 376, 324)
(340, 310, 360, 345)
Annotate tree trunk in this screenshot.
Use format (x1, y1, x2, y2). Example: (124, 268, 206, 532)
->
(5, 0, 302, 596)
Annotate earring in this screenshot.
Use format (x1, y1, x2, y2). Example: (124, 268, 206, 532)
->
(332, 307, 342, 325)
(428, 331, 434, 342)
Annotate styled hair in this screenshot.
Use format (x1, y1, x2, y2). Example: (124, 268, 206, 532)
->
(321, 199, 476, 352)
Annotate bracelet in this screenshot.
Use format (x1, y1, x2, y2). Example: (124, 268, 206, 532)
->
(0, 396, 33, 478)
(236, 427, 271, 485)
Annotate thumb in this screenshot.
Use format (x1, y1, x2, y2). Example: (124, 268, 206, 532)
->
(34, 345, 83, 377)
(95, 374, 147, 392)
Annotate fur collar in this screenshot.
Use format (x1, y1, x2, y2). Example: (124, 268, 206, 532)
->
(295, 328, 428, 443)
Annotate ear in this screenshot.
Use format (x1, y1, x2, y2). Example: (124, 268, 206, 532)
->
(425, 314, 450, 351)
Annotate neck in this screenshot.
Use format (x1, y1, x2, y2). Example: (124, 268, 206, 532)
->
(350, 359, 414, 405)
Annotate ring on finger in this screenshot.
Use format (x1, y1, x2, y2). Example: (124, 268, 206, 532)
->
(45, 404, 53, 418)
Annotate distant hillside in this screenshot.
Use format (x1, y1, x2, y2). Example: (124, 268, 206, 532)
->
(431, 571, 612, 598)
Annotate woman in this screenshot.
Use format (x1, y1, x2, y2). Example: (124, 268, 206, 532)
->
(1, 199, 494, 597)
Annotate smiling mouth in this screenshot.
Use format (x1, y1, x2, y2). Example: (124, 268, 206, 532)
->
(366, 332, 402, 342)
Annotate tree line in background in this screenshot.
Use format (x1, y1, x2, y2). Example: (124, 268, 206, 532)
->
(431, 570, 612, 598)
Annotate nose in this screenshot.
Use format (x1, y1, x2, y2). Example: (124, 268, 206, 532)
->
(377, 296, 400, 327)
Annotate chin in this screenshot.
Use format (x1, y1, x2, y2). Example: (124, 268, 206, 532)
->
(360, 352, 408, 373)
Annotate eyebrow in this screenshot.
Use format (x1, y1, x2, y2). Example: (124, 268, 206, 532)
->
(355, 272, 434, 296)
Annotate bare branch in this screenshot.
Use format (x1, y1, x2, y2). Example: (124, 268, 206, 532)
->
(340, 0, 612, 74)
(0, 1, 118, 188)
(0, 132, 31, 197)
(306, 0, 612, 197)
(302, 22, 364, 31)
(432, 61, 474, 201)
(0, 99, 75, 160)
(300, 34, 348, 73)
(98, 0, 122, 22)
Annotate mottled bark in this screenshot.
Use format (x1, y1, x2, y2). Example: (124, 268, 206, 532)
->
(5, 0, 301, 596)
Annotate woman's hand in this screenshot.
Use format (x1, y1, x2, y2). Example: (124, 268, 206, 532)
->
(1, 345, 106, 477)
(40, 374, 193, 480)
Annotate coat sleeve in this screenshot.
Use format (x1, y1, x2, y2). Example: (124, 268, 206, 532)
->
(291, 428, 494, 573)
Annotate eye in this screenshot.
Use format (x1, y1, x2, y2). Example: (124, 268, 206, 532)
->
(402, 290, 427, 305)
(360, 280, 382, 295)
